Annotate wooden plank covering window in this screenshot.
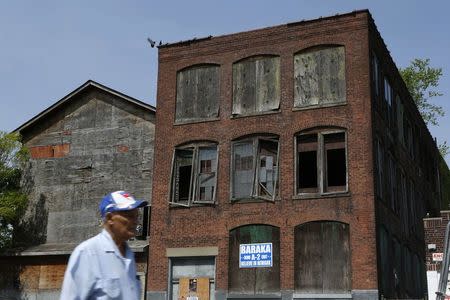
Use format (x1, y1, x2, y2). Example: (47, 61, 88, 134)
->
(176, 65, 220, 123)
(178, 277, 210, 300)
(294, 221, 351, 293)
(294, 46, 346, 108)
(232, 56, 280, 115)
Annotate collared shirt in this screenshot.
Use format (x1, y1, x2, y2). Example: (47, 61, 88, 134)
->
(60, 229, 141, 300)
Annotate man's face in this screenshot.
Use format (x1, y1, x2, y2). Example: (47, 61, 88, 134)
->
(108, 209, 139, 242)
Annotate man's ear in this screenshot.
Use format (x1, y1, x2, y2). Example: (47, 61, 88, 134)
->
(105, 212, 114, 224)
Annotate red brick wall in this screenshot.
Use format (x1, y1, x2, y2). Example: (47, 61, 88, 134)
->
(30, 144, 70, 159)
(149, 11, 376, 292)
(424, 212, 450, 271)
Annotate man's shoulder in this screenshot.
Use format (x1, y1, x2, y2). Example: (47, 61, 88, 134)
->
(72, 232, 104, 255)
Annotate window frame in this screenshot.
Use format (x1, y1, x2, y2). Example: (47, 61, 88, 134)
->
(295, 128, 348, 197)
(169, 142, 219, 207)
(230, 135, 280, 202)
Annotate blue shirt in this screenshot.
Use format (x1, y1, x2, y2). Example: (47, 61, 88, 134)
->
(60, 229, 141, 300)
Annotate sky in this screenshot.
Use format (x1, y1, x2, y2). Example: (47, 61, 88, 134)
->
(0, 1, 449, 164)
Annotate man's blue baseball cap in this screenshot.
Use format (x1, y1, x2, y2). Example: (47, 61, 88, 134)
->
(99, 191, 148, 219)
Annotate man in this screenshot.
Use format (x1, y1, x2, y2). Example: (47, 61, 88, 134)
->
(60, 191, 148, 300)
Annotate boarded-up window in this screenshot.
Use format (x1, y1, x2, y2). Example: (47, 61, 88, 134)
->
(294, 46, 346, 108)
(170, 257, 215, 300)
(229, 225, 280, 294)
(232, 135, 279, 201)
(297, 129, 347, 195)
(294, 221, 350, 293)
(176, 65, 220, 123)
(170, 142, 218, 206)
(232, 56, 280, 115)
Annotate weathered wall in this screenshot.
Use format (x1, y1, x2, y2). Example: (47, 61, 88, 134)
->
(0, 86, 155, 298)
(0, 253, 148, 300)
(150, 10, 377, 300)
(20, 87, 155, 244)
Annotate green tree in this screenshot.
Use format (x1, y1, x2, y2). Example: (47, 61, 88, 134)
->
(0, 131, 28, 252)
(399, 58, 448, 158)
(399, 58, 444, 126)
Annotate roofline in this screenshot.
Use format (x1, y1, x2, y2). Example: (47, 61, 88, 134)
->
(14, 80, 156, 133)
(158, 9, 370, 49)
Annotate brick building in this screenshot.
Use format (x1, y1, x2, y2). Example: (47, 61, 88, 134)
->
(147, 9, 444, 300)
(424, 211, 450, 299)
(0, 80, 155, 299)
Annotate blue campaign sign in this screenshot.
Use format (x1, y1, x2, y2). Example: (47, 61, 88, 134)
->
(239, 242, 273, 268)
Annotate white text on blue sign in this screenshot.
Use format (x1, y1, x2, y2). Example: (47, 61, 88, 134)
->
(239, 243, 273, 268)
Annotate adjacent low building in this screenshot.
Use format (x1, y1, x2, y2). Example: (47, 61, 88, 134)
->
(0, 80, 155, 299)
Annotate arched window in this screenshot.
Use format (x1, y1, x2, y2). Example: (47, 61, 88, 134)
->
(228, 224, 280, 294)
(231, 134, 279, 201)
(296, 128, 347, 195)
(176, 64, 220, 123)
(232, 55, 280, 116)
(294, 45, 346, 108)
(294, 221, 350, 293)
(170, 141, 218, 206)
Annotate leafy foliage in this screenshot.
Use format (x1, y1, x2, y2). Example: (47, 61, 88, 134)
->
(399, 58, 444, 126)
(0, 131, 29, 252)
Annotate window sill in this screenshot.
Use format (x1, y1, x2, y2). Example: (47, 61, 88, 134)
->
(169, 202, 216, 208)
(230, 109, 280, 119)
(227, 292, 281, 299)
(293, 293, 351, 299)
(292, 101, 346, 112)
(174, 117, 220, 126)
(231, 197, 280, 204)
(293, 191, 350, 200)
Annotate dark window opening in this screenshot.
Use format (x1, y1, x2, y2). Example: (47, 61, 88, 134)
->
(297, 130, 347, 195)
(173, 149, 193, 204)
(324, 132, 346, 191)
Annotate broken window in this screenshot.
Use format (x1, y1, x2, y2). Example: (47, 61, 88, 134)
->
(294, 46, 346, 108)
(176, 65, 220, 123)
(231, 136, 279, 201)
(372, 52, 380, 96)
(232, 56, 280, 116)
(384, 77, 393, 107)
(296, 129, 347, 195)
(228, 225, 280, 294)
(294, 221, 350, 293)
(170, 142, 218, 206)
